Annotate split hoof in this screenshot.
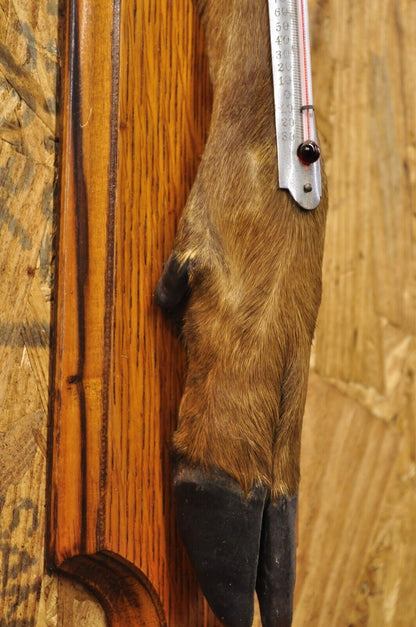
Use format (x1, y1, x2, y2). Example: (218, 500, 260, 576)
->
(173, 464, 297, 627)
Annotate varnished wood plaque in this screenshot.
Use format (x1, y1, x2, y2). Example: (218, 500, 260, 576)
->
(48, 0, 218, 624)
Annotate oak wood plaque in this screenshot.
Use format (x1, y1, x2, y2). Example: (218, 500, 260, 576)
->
(48, 0, 218, 624)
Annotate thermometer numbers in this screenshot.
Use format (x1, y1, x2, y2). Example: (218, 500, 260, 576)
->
(280, 111, 295, 142)
(279, 74, 291, 86)
(274, 49, 291, 60)
(274, 5, 290, 16)
(271, 0, 297, 142)
(275, 35, 290, 46)
(279, 103, 294, 114)
(280, 131, 295, 142)
(268, 0, 322, 208)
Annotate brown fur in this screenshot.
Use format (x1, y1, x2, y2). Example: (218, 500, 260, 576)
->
(167, 0, 327, 499)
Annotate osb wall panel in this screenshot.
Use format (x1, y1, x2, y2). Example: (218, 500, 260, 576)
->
(0, 0, 58, 623)
(313, 0, 416, 388)
(306, 1, 416, 625)
(0, 0, 415, 625)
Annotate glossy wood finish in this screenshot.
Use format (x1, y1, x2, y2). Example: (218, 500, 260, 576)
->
(50, 0, 117, 563)
(49, 0, 218, 624)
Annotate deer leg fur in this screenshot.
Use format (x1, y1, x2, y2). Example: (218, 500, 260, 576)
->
(156, 0, 327, 624)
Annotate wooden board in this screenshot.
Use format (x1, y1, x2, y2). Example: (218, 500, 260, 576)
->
(0, 0, 416, 624)
(312, 0, 416, 385)
(0, 0, 56, 621)
(294, 375, 402, 625)
(48, 0, 218, 625)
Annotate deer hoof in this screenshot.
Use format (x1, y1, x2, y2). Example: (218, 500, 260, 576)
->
(173, 464, 297, 627)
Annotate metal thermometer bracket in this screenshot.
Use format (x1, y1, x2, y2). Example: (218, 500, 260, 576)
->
(268, 0, 322, 210)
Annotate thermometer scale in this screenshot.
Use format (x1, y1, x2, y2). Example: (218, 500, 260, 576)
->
(268, 0, 322, 210)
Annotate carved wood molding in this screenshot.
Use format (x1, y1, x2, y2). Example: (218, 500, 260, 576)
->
(48, 0, 218, 623)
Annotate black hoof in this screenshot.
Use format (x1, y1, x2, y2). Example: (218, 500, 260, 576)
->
(256, 495, 298, 627)
(173, 463, 298, 627)
(174, 465, 267, 627)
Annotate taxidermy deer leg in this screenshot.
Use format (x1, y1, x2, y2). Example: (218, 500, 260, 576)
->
(156, 0, 327, 625)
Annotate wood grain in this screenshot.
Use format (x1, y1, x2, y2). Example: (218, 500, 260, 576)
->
(48, 0, 217, 624)
(313, 0, 416, 386)
(0, 0, 57, 621)
(49, 0, 117, 564)
(294, 375, 401, 625)
(1, 0, 416, 624)
(105, 1, 218, 623)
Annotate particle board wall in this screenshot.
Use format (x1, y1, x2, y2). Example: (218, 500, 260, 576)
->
(0, 0, 57, 622)
(0, 0, 414, 626)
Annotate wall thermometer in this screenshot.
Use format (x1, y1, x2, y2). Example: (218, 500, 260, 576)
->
(268, 0, 322, 210)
